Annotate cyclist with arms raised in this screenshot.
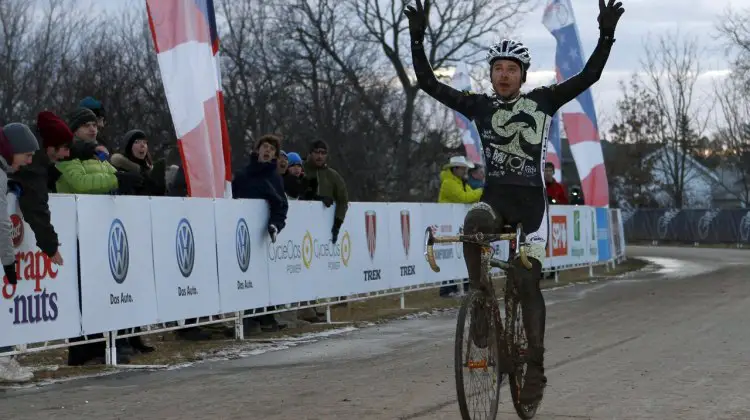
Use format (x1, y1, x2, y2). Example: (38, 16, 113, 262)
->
(405, 0, 624, 404)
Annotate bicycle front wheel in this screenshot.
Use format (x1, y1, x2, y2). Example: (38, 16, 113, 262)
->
(455, 289, 503, 420)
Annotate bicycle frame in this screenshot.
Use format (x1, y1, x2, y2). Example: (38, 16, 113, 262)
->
(423, 223, 532, 273)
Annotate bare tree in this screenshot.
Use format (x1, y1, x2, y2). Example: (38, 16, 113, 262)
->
(717, 7, 750, 90)
(712, 77, 750, 207)
(640, 32, 712, 208)
(607, 74, 662, 207)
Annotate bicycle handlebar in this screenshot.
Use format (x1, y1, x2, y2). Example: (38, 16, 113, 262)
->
(423, 226, 532, 272)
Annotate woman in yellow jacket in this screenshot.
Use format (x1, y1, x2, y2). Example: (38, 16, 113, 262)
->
(438, 156, 483, 204)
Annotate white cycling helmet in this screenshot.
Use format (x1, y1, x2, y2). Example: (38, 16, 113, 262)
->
(486, 39, 531, 81)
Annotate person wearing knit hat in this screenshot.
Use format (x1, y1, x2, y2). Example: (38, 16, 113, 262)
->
(0, 123, 39, 285)
(67, 107, 98, 138)
(79, 96, 106, 126)
(0, 126, 38, 384)
(9, 112, 68, 270)
(79, 97, 111, 150)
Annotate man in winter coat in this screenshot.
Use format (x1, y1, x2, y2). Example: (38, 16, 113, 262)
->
(232, 134, 288, 237)
(11, 112, 70, 266)
(302, 140, 349, 243)
(232, 134, 289, 334)
(0, 122, 40, 383)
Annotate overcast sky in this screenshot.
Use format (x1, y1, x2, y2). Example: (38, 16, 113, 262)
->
(90, 0, 744, 132)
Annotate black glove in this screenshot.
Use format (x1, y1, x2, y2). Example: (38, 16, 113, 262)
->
(404, 0, 430, 43)
(331, 217, 343, 244)
(115, 171, 144, 194)
(268, 224, 278, 243)
(597, 0, 624, 39)
(4, 263, 17, 285)
(318, 195, 334, 207)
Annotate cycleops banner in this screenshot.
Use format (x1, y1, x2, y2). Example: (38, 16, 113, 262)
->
(623, 208, 750, 244)
(0, 195, 80, 347)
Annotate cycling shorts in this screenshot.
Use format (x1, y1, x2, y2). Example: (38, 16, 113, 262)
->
(474, 184, 548, 264)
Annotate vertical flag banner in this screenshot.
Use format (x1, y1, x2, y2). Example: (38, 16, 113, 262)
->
(546, 77, 562, 182)
(146, 0, 232, 198)
(450, 63, 484, 165)
(543, 0, 609, 206)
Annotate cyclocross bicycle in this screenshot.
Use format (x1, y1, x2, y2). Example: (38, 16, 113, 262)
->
(424, 223, 542, 420)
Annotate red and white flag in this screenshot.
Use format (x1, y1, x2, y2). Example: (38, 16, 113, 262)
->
(146, 0, 232, 198)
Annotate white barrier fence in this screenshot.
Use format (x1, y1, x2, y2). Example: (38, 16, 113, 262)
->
(0, 195, 626, 360)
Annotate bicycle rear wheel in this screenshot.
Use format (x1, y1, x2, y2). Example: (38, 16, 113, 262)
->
(505, 277, 542, 419)
(455, 289, 503, 420)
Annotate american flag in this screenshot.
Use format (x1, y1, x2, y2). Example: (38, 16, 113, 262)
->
(146, 0, 232, 198)
(543, 0, 609, 206)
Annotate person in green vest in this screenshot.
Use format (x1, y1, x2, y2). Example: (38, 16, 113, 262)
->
(302, 140, 349, 243)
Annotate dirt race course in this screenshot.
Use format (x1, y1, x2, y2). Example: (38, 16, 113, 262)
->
(2, 245, 750, 419)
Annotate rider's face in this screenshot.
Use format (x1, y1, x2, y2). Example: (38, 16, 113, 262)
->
(491, 60, 523, 98)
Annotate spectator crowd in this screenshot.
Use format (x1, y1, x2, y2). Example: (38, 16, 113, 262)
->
(0, 98, 350, 382)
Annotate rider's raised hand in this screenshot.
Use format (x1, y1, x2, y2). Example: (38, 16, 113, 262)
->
(597, 0, 624, 38)
(404, 0, 430, 43)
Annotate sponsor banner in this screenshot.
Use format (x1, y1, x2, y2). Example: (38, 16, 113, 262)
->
(595, 208, 611, 262)
(583, 206, 598, 263)
(77, 196, 159, 334)
(214, 199, 271, 312)
(0, 195, 81, 347)
(386, 203, 425, 288)
(344, 203, 391, 294)
(570, 207, 586, 261)
(420, 203, 464, 283)
(151, 198, 221, 322)
(615, 209, 626, 256)
(267, 202, 349, 304)
(609, 209, 623, 257)
(546, 206, 571, 267)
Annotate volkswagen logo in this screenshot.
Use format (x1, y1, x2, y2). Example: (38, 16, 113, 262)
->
(236, 218, 251, 273)
(175, 218, 195, 278)
(108, 218, 129, 284)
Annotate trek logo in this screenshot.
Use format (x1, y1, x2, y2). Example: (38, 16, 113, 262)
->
(108, 218, 129, 284)
(175, 218, 195, 278)
(550, 215, 567, 256)
(236, 218, 251, 273)
(365, 210, 377, 261)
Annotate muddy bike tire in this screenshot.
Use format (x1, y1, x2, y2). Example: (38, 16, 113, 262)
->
(455, 289, 503, 420)
(505, 275, 542, 420)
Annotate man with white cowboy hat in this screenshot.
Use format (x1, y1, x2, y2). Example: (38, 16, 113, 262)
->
(438, 156, 482, 204)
